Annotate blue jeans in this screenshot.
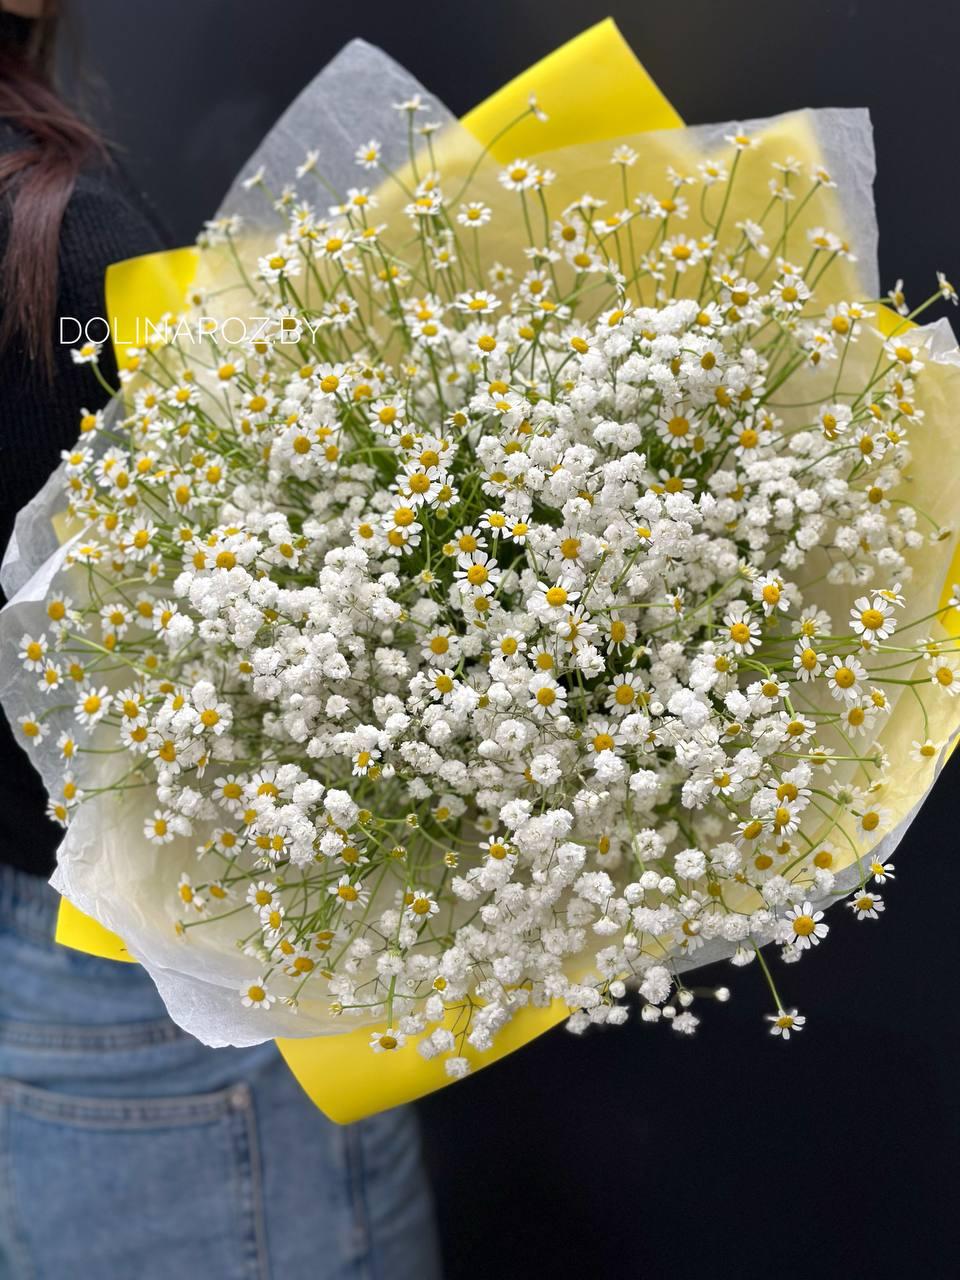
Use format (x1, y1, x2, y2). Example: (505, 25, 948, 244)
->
(0, 865, 441, 1279)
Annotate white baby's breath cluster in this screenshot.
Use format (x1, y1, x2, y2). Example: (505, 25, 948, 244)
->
(20, 100, 960, 1066)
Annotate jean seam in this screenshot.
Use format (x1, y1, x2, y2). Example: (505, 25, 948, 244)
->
(0, 1019, 188, 1053)
(345, 1124, 373, 1280)
(0, 1104, 35, 1280)
(234, 1084, 271, 1280)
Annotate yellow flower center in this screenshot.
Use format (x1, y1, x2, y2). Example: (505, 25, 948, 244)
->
(729, 622, 751, 644)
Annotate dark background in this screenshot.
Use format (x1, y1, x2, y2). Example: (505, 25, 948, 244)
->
(64, 3, 959, 1276)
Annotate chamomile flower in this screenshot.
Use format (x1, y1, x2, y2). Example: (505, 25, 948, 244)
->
(74, 686, 112, 727)
(767, 1008, 806, 1039)
(403, 888, 439, 923)
(240, 978, 275, 1010)
(145, 810, 177, 845)
(868, 858, 895, 884)
(928, 656, 959, 695)
(458, 202, 492, 228)
(354, 139, 381, 169)
(527, 673, 568, 719)
(724, 603, 761, 655)
(247, 881, 278, 910)
(851, 596, 896, 642)
(825, 656, 868, 703)
(352, 747, 381, 776)
(847, 891, 885, 920)
(18, 634, 48, 672)
(785, 901, 828, 949)
(370, 1028, 406, 1052)
(792, 642, 826, 681)
(328, 876, 370, 910)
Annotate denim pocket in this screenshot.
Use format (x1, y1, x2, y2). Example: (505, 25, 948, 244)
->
(0, 1076, 269, 1280)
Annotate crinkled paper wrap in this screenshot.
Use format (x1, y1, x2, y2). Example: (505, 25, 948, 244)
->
(1, 21, 958, 1117)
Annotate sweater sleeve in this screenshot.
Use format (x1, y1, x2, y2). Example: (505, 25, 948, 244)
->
(0, 169, 167, 526)
(0, 156, 170, 876)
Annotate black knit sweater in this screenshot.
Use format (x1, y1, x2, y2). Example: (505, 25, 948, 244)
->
(0, 124, 169, 876)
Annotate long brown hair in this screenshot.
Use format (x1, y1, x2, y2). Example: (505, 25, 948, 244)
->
(0, 2, 106, 371)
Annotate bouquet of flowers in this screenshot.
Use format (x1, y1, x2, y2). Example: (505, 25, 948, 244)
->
(2, 21, 958, 1120)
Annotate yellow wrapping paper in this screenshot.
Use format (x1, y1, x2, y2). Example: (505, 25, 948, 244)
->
(460, 17, 682, 154)
(106, 245, 199, 372)
(52, 20, 960, 1122)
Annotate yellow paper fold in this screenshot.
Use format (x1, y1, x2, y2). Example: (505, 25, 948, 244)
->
(277, 996, 568, 1124)
(56, 897, 133, 961)
(105, 245, 199, 372)
(461, 18, 682, 156)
